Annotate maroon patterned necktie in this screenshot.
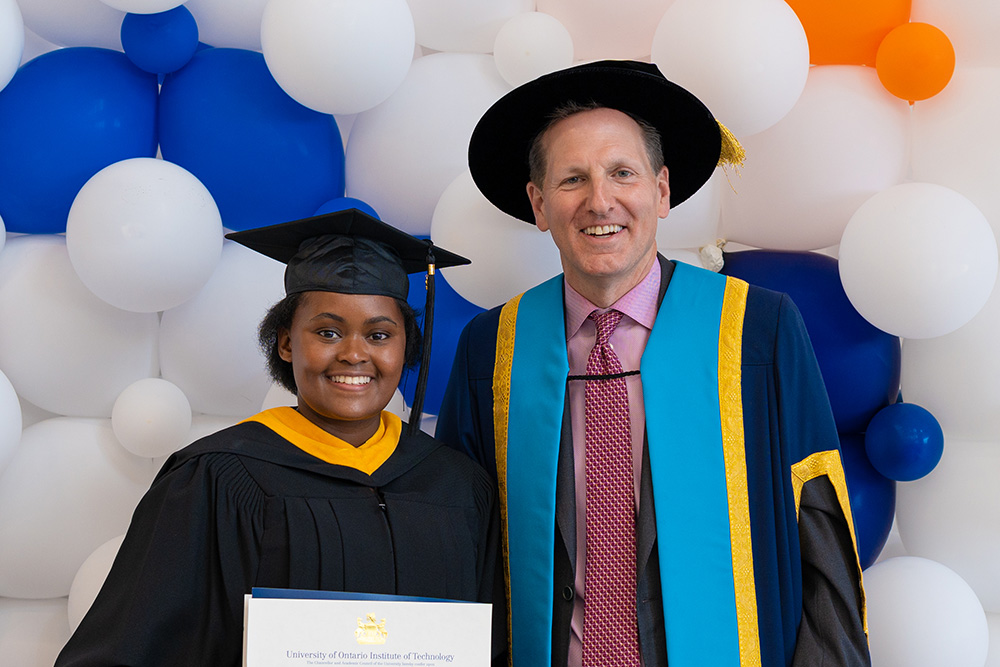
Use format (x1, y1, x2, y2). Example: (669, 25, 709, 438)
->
(582, 309, 641, 666)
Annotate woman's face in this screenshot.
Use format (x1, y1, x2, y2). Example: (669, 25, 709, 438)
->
(278, 291, 407, 445)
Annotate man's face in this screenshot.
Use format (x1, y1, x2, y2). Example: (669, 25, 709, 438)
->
(526, 107, 670, 302)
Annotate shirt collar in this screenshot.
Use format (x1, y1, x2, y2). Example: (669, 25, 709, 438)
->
(564, 259, 661, 339)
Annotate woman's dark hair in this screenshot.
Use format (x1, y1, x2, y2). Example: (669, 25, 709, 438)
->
(258, 292, 423, 395)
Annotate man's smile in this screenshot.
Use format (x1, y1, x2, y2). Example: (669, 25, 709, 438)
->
(582, 224, 624, 237)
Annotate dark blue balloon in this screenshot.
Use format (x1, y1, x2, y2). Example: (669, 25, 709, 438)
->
(0, 48, 158, 234)
(314, 197, 380, 220)
(865, 402, 943, 482)
(722, 250, 901, 433)
(159, 48, 345, 232)
(121, 7, 199, 75)
(839, 433, 896, 570)
(399, 270, 485, 417)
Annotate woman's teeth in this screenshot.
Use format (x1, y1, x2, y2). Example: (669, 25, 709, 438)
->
(332, 376, 371, 385)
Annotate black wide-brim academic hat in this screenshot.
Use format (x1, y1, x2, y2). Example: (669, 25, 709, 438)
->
(468, 59, 724, 224)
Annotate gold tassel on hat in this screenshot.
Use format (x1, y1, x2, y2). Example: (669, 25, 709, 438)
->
(716, 120, 746, 169)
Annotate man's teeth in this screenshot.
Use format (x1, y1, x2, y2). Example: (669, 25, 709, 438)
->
(332, 376, 371, 385)
(583, 224, 623, 236)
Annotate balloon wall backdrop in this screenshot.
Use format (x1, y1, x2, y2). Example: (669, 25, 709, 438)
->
(0, 1, 997, 665)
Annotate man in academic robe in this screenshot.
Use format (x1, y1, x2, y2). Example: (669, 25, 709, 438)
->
(436, 60, 870, 666)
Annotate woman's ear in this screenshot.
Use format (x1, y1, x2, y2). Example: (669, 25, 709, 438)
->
(277, 328, 292, 363)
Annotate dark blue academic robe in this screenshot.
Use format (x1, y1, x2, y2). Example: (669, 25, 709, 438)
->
(437, 257, 870, 667)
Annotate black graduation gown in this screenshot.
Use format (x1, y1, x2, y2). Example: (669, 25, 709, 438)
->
(55, 419, 499, 667)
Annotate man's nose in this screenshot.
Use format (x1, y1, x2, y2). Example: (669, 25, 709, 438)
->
(588, 177, 613, 215)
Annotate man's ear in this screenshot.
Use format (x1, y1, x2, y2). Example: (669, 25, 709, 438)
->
(277, 328, 292, 363)
(656, 166, 671, 219)
(527, 181, 549, 231)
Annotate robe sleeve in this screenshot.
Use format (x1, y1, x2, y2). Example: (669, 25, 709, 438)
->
(436, 308, 501, 479)
(55, 451, 265, 667)
(772, 295, 870, 666)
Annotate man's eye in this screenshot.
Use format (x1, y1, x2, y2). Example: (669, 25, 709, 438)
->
(615, 169, 633, 178)
(563, 176, 581, 185)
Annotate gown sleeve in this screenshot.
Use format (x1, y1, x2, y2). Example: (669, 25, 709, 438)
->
(54, 450, 265, 667)
(772, 295, 871, 667)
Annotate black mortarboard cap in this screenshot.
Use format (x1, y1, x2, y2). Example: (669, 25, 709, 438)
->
(226, 208, 470, 435)
(225, 208, 470, 299)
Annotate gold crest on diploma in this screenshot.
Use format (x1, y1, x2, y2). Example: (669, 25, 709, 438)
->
(354, 613, 388, 645)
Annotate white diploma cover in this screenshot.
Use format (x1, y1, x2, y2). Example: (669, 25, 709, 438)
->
(243, 588, 492, 667)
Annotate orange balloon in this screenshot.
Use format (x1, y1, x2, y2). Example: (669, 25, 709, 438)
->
(786, 0, 911, 66)
(876, 23, 956, 102)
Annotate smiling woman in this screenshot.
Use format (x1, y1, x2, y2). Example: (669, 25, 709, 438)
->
(54, 210, 500, 667)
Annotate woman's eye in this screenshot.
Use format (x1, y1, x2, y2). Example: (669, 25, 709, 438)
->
(318, 329, 340, 339)
(370, 331, 390, 341)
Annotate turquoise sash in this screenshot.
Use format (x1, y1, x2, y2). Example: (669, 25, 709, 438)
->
(496, 263, 757, 666)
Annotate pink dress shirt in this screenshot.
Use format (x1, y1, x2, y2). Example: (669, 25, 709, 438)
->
(563, 260, 661, 666)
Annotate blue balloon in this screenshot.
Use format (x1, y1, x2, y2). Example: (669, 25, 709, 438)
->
(865, 402, 943, 482)
(314, 197, 380, 220)
(121, 7, 199, 75)
(0, 48, 158, 234)
(722, 250, 901, 433)
(399, 270, 485, 417)
(159, 48, 345, 231)
(839, 433, 896, 570)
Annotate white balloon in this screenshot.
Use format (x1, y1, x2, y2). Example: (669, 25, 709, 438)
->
(185, 413, 241, 448)
(0, 369, 20, 477)
(839, 182, 997, 339)
(0, 0, 24, 93)
(493, 12, 574, 88)
(430, 170, 563, 309)
(896, 438, 1000, 612)
(159, 241, 285, 417)
(345, 53, 510, 235)
(67, 534, 124, 632)
(20, 26, 59, 65)
(0, 235, 159, 417)
(183, 0, 268, 50)
(651, 0, 809, 138)
(987, 613, 1000, 667)
(17, 0, 123, 50)
(719, 65, 909, 251)
(912, 68, 1000, 232)
(261, 0, 414, 115)
(0, 597, 71, 667)
(67, 158, 223, 313)
(261, 382, 297, 411)
(0, 417, 156, 598)
(97, 0, 183, 14)
(901, 274, 1000, 440)
(536, 0, 672, 61)
(911, 0, 1000, 67)
(864, 556, 988, 667)
(655, 170, 722, 250)
(407, 0, 533, 53)
(112, 378, 193, 458)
